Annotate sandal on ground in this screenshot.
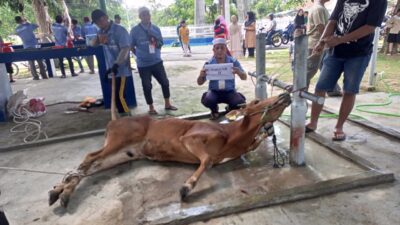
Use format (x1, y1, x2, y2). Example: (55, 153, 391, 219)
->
(165, 105, 178, 111)
(305, 126, 315, 133)
(148, 109, 158, 115)
(332, 131, 346, 141)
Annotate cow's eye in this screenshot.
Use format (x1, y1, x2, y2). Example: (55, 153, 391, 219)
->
(254, 100, 260, 104)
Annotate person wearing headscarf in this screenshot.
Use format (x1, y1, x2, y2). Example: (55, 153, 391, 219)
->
(214, 15, 229, 39)
(294, 9, 306, 30)
(244, 11, 256, 57)
(229, 15, 243, 58)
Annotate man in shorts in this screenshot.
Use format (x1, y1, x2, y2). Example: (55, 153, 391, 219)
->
(306, 0, 387, 141)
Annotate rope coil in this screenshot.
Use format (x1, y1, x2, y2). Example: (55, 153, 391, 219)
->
(10, 105, 48, 143)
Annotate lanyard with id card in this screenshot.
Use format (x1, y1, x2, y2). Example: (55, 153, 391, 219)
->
(149, 36, 157, 54)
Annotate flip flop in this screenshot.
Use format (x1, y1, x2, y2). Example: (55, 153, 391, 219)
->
(332, 131, 346, 141)
(165, 105, 178, 111)
(305, 126, 315, 133)
(148, 110, 158, 115)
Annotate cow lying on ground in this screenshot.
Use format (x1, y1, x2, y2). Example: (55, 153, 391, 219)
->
(49, 92, 291, 207)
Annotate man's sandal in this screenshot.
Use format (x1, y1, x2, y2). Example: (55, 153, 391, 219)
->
(148, 109, 158, 115)
(332, 131, 346, 141)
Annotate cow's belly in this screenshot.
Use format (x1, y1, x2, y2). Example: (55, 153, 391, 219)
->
(141, 138, 200, 164)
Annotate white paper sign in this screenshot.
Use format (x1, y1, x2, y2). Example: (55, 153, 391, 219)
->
(205, 63, 234, 80)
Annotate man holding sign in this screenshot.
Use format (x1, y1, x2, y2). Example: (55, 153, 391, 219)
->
(197, 38, 247, 120)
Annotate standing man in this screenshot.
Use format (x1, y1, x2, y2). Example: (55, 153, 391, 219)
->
(71, 19, 84, 73)
(179, 20, 191, 57)
(197, 38, 247, 120)
(307, 0, 342, 96)
(306, 0, 387, 141)
(15, 16, 48, 80)
(52, 15, 78, 78)
(0, 20, 15, 83)
(91, 9, 132, 115)
(386, 9, 400, 55)
(130, 7, 177, 115)
(81, 16, 97, 74)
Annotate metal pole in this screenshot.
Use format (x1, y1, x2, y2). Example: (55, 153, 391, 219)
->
(290, 35, 308, 166)
(99, 0, 107, 14)
(255, 33, 267, 99)
(368, 27, 380, 91)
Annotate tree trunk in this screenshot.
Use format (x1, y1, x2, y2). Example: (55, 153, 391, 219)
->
(32, 0, 52, 43)
(236, 0, 250, 23)
(58, 0, 72, 34)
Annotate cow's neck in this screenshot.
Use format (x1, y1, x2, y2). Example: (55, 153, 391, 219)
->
(224, 113, 263, 146)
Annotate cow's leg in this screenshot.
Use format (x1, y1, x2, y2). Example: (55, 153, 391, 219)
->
(179, 132, 225, 200)
(49, 142, 143, 207)
(180, 156, 211, 200)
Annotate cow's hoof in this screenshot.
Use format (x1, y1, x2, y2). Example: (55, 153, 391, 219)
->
(48, 190, 61, 206)
(180, 186, 190, 201)
(59, 193, 70, 208)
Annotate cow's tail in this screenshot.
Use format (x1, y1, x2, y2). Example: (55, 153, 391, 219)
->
(111, 73, 117, 121)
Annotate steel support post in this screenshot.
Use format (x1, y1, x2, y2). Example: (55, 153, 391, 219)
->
(255, 33, 267, 99)
(290, 35, 308, 166)
(368, 27, 380, 91)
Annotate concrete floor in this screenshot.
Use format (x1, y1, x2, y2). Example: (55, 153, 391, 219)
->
(0, 46, 399, 225)
(0, 122, 383, 225)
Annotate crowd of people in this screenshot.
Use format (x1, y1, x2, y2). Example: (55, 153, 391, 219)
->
(2, 0, 396, 141)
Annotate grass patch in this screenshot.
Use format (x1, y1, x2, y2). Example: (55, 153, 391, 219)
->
(263, 48, 400, 93)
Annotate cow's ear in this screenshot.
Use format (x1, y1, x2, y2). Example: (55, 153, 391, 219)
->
(225, 109, 242, 121)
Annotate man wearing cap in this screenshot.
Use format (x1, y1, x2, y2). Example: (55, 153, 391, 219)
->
(91, 9, 132, 115)
(197, 38, 247, 120)
(15, 16, 48, 80)
(130, 6, 177, 115)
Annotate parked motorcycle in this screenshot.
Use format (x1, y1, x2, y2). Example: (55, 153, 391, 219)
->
(282, 22, 295, 44)
(259, 27, 283, 47)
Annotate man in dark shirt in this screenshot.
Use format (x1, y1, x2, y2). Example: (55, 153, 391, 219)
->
(306, 0, 387, 141)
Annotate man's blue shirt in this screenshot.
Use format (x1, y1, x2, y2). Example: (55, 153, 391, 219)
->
(98, 22, 132, 77)
(82, 22, 98, 38)
(207, 55, 244, 91)
(52, 23, 68, 46)
(15, 23, 39, 48)
(130, 23, 163, 68)
(72, 25, 82, 39)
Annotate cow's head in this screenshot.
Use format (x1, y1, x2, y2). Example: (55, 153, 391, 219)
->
(226, 93, 291, 123)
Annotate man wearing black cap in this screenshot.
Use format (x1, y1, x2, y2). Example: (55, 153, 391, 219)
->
(91, 9, 132, 115)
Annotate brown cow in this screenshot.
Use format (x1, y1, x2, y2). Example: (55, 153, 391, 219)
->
(49, 92, 291, 207)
